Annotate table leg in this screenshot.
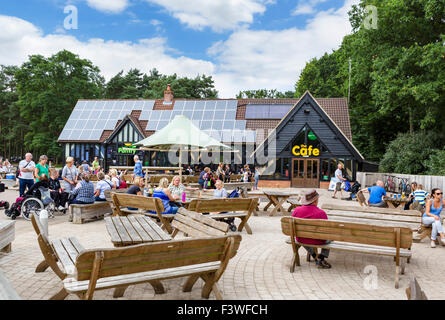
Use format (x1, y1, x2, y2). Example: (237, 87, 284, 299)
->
(386, 201, 396, 209)
(264, 196, 274, 211)
(270, 197, 288, 217)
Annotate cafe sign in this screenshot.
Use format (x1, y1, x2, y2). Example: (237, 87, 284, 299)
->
(118, 143, 138, 155)
(292, 144, 320, 157)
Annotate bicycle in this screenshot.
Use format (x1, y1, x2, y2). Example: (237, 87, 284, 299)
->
(384, 175, 397, 193)
(398, 177, 411, 196)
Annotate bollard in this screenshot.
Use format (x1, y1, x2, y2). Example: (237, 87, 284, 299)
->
(39, 210, 49, 237)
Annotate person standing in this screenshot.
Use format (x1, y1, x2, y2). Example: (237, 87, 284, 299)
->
(133, 155, 144, 180)
(224, 164, 231, 183)
(81, 160, 91, 174)
(254, 167, 260, 190)
(422, 188, 445, 248)
(216, 163, 225, 181)
(332, 163, 347, 199)
(34, 155, 49, 182)
(92, 157, 100, 174)
(18, 153, 36, 197)
(61, 157, 78, 193)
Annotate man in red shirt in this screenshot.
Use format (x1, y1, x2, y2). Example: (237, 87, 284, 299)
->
(292, 189, 332, 269)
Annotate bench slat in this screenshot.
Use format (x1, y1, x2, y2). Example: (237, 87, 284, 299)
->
(128, 216, 152, 242)
(135, 216, 163, 241)
(172, 220, 212, 238)
(69, 237, 85, 254)
(327, 210, 421, 223)
(52, 239, 76, 275)
(295, 241, 411, 257)
(175, 213, 227, 237)
(120, 216, 143, 244)
(112, 218, 132, 245)
(211, 213, 248, 219)
(328, 216, 419, 231)
(60, 238, 81, 265)
(64, 261, 221, 293)
(321, 203, 420, 216)
(179, 209, 229, 233)
(105, 217, 123, 244)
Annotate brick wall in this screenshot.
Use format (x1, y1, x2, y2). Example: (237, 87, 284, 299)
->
(258, 180, 291, 188)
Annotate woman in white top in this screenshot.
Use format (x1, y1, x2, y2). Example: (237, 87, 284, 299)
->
(110, 169, 120, 189)
(94, 172, 112, 201)
(61, 157, 78, 193)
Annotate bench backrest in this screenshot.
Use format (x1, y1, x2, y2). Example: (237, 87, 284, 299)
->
(74, 235, 241, 281)
(104, 189, 129, 202)
(187, 198, 258, 214)
(172, 208, 229, 237)
(281, 217, 413, 249)
(148, 175, 172, 184)
(112, 193, 164, 215)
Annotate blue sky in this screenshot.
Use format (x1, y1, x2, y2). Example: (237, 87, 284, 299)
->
(0, 0, 357, 97)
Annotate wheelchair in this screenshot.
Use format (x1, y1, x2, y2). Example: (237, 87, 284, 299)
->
(9, 187, 57, 221)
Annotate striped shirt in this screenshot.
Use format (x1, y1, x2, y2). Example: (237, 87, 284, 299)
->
(413, 190, 428, 205)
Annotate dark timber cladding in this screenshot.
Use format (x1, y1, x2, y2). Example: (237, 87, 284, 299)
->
(253, 91, 364, 188)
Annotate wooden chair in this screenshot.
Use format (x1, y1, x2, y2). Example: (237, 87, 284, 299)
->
(104, 188, 129, 215)
(187, 198, 259, 235)
(111, 193, 174, 234)
(281, 217, 413, 288)
(31, 214, 85, 281)
(406, 276, 428, 300)
(55, 235, 242, 300)
(171, 208, 229, 238)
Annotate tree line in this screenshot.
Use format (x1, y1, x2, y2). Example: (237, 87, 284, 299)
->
(0, 0, 443, 175)
(0, 51, 218, 164)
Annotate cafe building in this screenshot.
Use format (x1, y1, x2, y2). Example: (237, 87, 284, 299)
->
(58, 86, 368, 188)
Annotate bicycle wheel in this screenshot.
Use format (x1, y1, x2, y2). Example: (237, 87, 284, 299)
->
(21, 198, 44, 221)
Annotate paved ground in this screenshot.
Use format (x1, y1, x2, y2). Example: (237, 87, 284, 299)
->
(0, 184, 444, 300)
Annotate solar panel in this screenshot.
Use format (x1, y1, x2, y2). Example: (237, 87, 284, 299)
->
(223, 121, 235, 130)
(93, 101, 103, 110)
(146, 121, 158, 130)
(105, 119, 118, 130)
(205, 101, 216, 110)
(214, 110, 225, 120)
(103, 101, 114, 110)
(194, 101, 205, 110)
(234, 120, 246, 130)
(78, 130, 91, 140)
(80, 110, 92, 119)
(225, 110, 237, 120)
(191, 110, 202, 120)
(201, 121, 212, 130)
(151, 111, 162, 121)
(58, 130, 71, 140)
(221, 130, 232, 143)
(184, 101, 195, 110)
(89, 130, 102, 141)
(64, 119, 77, 130)
(143, 100, 155, 110)
(269, 105, 292, 118)
(75, 120, 87, 130)
(226, 100, 238, 110)
(139, 110, 152, 121)
(233, 130, 244, 143)
(113, 101, 125, 110)
(245, 105, 269, 119)
(86, 120, 96, 130)
(174, 101, 184, 110)
(215, 101, 226, 110)
(160, 110, 170, 120)
(94, 119, 107, 130)
(245, 130, 257, 143)
(212, 121, 223, 130)
(157, 121, 169, 130)
(69, 131, 81, 140)
(202, 111, 213, 120)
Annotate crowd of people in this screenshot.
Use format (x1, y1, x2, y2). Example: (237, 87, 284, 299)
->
(197, 164, 260, 190)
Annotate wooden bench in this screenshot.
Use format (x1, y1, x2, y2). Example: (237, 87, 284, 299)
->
(69, 201, 113, 224)
(187, 198, 259, 235)
(172, 207, 229, 238)
(54, 235, 241, 300)
(31, 214, 85, 281)
(321, 203, 436, 243)
(0, 270, 20, 300)
(0, 221, 15, 253)
(111, 193, 175, 234)
(406, 276, 428, 300)
(104, 188, 129, 215)
(281, 217, 413, 288)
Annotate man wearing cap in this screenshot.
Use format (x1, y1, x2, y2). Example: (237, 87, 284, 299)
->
(292, 189, 332, 269)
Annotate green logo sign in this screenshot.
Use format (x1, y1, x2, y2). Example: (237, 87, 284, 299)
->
(118, 145, 137, 155)
(308, 131, 317, 141)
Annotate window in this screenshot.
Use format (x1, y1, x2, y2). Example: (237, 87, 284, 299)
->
(321, 159, 329, 181)
(286, 125, 329, 154)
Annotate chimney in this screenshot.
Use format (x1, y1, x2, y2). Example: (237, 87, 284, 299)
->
(163, 84, 173, 104)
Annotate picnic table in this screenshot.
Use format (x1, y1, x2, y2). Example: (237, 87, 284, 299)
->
(105, 215, 172, 247)
(384, 197, 409, 209)
(263, 191, 301, 216)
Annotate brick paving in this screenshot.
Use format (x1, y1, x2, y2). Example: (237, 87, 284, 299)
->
(1, 186, 444, 300)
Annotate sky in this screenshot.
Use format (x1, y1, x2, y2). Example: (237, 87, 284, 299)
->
(0, 0, 359, 97)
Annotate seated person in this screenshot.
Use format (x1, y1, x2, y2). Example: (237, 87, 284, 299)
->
(404, 182, 418, 210)
(26, 173, 50, 198)
(127, 177, 145, 196)
(213, 180, 228, 198)
(413, 184, 428, 208)
(292, 189, 332, 269)
(49, 170, 69, 211)
(422, 188, 445, 248)
(69, 173, 95, 205)
(152, 178, 179, 215)
(361, 180, 387, 207)
(94, 172, 112, 202)
(168, 175, 199, 200)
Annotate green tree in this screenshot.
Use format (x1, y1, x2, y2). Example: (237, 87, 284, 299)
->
(14, 50, 105, 161)
(236, 89, 295, 99)
(143, 74, 218, 99)
(424, 149, 445, 176)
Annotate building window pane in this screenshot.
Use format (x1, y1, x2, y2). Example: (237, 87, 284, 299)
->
(321, 159, 329, 181)
(329, 158, 338, 179)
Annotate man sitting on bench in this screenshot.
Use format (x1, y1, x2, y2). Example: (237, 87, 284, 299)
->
(291, 189, 332, 269)
(361, 180, 387, 208)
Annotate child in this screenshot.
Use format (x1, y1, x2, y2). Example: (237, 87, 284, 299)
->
(413, 184, 428, 207)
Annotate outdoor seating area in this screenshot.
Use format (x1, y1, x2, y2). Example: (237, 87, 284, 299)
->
(1, 185, 445, 300)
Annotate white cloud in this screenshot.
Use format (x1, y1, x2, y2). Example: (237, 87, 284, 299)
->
(0, 15, 214, 81)
(0, 0, 359, 98)
(292, 0, 328, 16)
(144, 0, 269, 32)
(210, 0, 359, 97)
(86, 0, 130, 13)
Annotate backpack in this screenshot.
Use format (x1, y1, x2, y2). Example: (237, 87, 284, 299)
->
(38, 187, 52, 206)
(228, 189, 240, 199)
